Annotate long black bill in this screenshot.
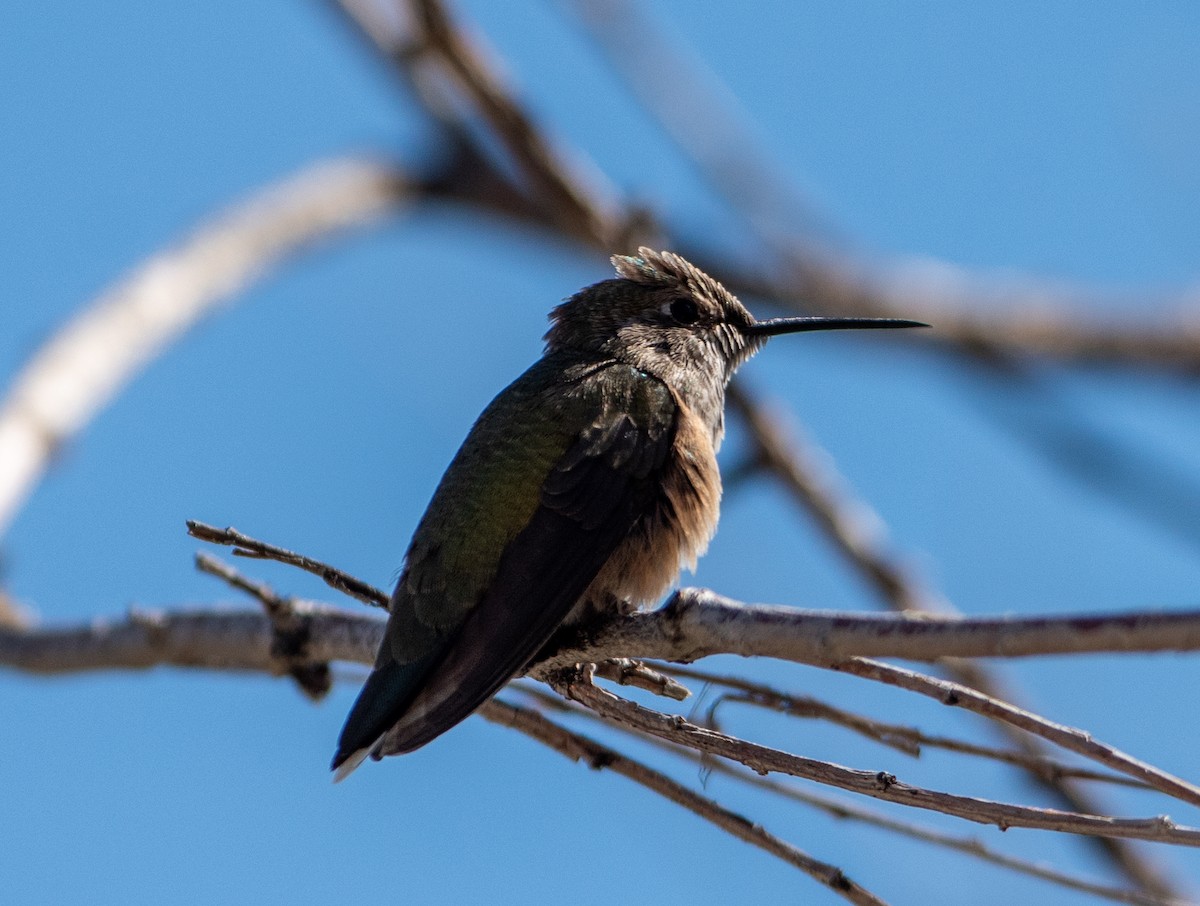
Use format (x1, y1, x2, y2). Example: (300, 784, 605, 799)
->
(747, 316, 929, 337)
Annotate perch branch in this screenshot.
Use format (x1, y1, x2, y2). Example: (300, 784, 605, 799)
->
(8, 583, 1198, 805)
(0, 606, 379, 676)
(12, 583, 1200, 683)
(544, 587, 1200, 665)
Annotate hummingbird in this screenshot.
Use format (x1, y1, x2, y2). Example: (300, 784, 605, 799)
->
(332, 248, 924, 778)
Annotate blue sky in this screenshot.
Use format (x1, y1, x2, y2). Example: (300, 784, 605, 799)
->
(3, 3, 1200, 903)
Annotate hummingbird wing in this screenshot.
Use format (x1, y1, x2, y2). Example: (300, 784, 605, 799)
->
(332, 362, 677, 775)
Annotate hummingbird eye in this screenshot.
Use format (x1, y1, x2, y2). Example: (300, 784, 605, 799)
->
(667, 297, 701, 326)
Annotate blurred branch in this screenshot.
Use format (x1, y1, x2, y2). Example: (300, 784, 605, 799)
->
(335, 2, 1200, 379)
(0, 590, 32, 630)
(566, 0, 1200, 371)
(333, 0, 644, 248)
(726, 382, 944, 613)
(728, 379, 1179, 892)
(955, 358, 1200, 552)
(0, 157, 410, 540)
(564, 0, 840, 250)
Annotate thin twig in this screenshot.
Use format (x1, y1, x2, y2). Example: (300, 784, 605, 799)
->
(592, 658, 690, 701)
(549, 666, 1200, 847)
(194, 553, 331, 699)
(481, 697, 890, 906)
(658, 663, 1150, 790)
(705, 752, 1195, 906)
(513, 685, 1189, 906)
(827, 657, 1200, 811)
(187, 521, 388, 608)
(691, 676, 1151, 790)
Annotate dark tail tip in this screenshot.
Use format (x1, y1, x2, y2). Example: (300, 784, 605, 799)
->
(331, 657, 428, 779)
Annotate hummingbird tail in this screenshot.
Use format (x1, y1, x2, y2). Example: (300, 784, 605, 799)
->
(331, 745, 374, 784)
(331, 655, 435, 779)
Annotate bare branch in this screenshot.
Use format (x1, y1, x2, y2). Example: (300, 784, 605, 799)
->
(564, 0, 840, 252)
(0, 607, 379, 677)
(716, 204, 1200, 372)
(707, 756, 1194, 906)
(514, 685, 1186, 906)
(0, 158, 409, 539)
(662, 664, 1149, 790)
(0, 590, 33, 630)
(481, 698, 889, 906)
(546, 587, 1200, 666)
(194, 554, 331, 700)
(592, 658, 691, 701)
(20, 586, 1200, 682)
(829, 657, 1200, 810)
(566, 2, 1200, 371)
(184, 525, 1200, 665)
(551, 667, 1200, 847)
(187, 521, 388, 608)
(6, 598, 1200, 883)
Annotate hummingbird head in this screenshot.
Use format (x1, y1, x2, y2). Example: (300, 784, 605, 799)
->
(545, 248, 925, 397)
(546, 249, 760, 387)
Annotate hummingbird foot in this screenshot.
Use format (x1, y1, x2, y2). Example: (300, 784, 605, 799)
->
(564, 591, 638, 625)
